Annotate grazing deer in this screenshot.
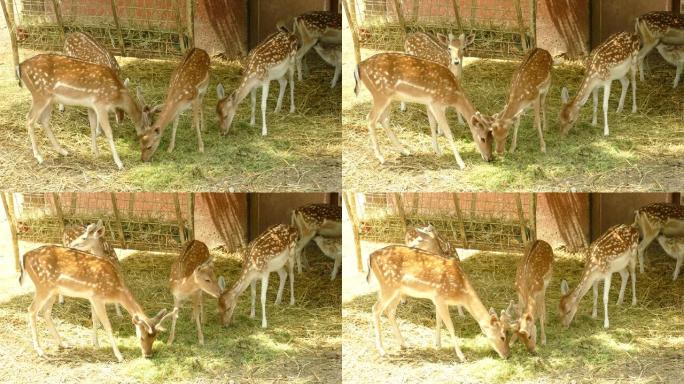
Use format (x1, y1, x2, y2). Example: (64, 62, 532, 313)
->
(488, 48, 552, 155)
(291, 203, 342, 273)
(311, 235, 341, 280)
(655, 44, 684, 88)
(559, 32, 639, 137)
(168, 240, 222, 345)
(367, 245, 510, 361)
(139, 48, 210, 162)
(311, 42, 342, 87)
(216, 29, 297, 137)
(634, 11, 684, 81)
(502, 240, 554, 353)
(656, 235, 684, 280)
(354, 52, 493, 169)
(634, 202, 684, 273)
(559, 224, 639, 329)
(217, 224, 298, 328)
(401, 31, 475, 124)
(291, 11, 342, 81)
(17, 54, 153, 169)
(18, 245, 175, 362)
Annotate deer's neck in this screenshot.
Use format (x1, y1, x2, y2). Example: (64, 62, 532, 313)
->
(122, 93, 144, 132)
(227, 265, 256, 299)
(116, 288, 146, 318)
(460, 288, 492, 329)
(233, 76, 260, 108)
(447, 91, 477, 122)
(569, 74, 600, 112)
(567, 266, 598, 307)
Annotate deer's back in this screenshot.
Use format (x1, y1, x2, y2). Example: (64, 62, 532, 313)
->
(64, 32, 120, 75)
(296, 11, 342, 32)
(170, 240, 211, 281)
(587, 33, 639, 77)
(245, 32, 298, 79)
(165, 48, 210, 104)
(404, 32, 449, 67)
(515, 240, 553, 298)
(247, 224, 298, 270)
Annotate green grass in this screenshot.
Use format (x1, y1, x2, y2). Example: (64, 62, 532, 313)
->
(342, 249, 684, 383)
(342, 47, 684, 192)
(0, 52, 341, 191)
(0, 246, 341, 383)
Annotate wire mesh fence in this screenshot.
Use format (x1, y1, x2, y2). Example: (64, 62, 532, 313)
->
(353, 192, 536, 252)
(12, 192, 193, 252)
(11, 0, 191, 58)
(350, 0, 535, 59)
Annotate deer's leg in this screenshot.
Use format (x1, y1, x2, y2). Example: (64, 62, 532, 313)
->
(456, 306, 464, 317)
(260, 82, 270, 136)
(88, 109, 99, 155)
(457, 109, 465, 126)
(96, 109, 124, 170)
(59, 295, 64, 305)
(367, 98, 391, 164)
(616, 269, 628, 305)
(434, 300, 466, 362)
(630, 62, 638, 113)
(434, 308, 442, 348)
(602, 274, 612, 329)
(168, 116, 179, 153)
(400, 101, 407, 113)
(287, 255, 295, 305)
(372, 291, 397, 356)
(510, 115, 522, 153)
(540, 90, 548, 132)
(41, 295, 66, 348)
(168, 296, 180, 345)
(629, 255, 637, 305)
(250, 279, 256, 318)
(192, 291, 204, 345)
(91, 299, 123, 362)
(28, 289, 53, 356)
(430, 104, 465, 170)
(534, 95, 546, 153)
(539, 294, 547, 345)
(260, 274, 270, 328)
(384, 294, 406, 349)
(331, 253, 341, 280)
(192, 99, 204, 153)
(114, 303, 122, 317)
(274, 77, 287, 113)
(592, 280, 598, 318)
(674, 64, 683, 88)
(288, 63, 296, 113)
(27, 99, 51, 164)
(616, 76, 629, 113)
(638, 233, 658, 273)
(274, 267, 287, 305)
(331, 63, 341, 88)
(250, 88, 257, 126)
(38, 106, 68, 157)
(602, 82, 612, 136)
(379, 106, 409, 156)
(91, 305, 100, 346)
(427, 108, 442, 156)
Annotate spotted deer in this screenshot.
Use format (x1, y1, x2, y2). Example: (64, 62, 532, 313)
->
(168, 240, 222, 345)
(559, 32, 639, 137)
(656, 235, 684, 280)
(18, 245, 175, 362)
(311, 42, 341, 87)
(311, 235, 341, 280)
(655, 44, 684, 88)
(401, 31, 475, 125)
(367, 245, 509, 361)
(634, 202, 684, 273)
(217, 224, 298, 328)
(139, 48, 210, 162)
(17, 54, 153, 169)
(559, 224, 639, 329)
(354, 52, 493, 169)
(501, 240, 554, 353)
(291, 11, 342, 81)
(634, 11, 684, 81)
(216, 29, 297, 137)
(488, 48, 552, 155)
(291, 203, 342, 273)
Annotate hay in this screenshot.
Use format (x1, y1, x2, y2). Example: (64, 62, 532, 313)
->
(342, 244, 684, 383)
(0, 243, 341, 383)
(0, 50, 341, 191)
(342, 45, 684, 192)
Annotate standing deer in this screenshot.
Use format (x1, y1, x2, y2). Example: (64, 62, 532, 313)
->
(17, 54, 153, 169)
(634, 202, 684, 273)
(139, 48, 210, 162)
(354, 52, 493, 169)
(634, 11, 684, 81)
(311, 235, 342, 280)
(217, 224, 298, 328)
(559, 224, 639, 329)
(291, 11, 342, 81)
(559, 32, 639, 137)
(216, 28, 297, 137)
(401, 31, 475, 125)
(655, 43, 684, 88)
(656, 235, 684, 280)
(502, 240, 554, 353)
(488, 48, 552, 155)
(367, 245, 510, 361)
(19, 245, 175, 362)
(311, 42, 342, 87)
(291, 203, 342, 273)
(168, 240, 222, 345)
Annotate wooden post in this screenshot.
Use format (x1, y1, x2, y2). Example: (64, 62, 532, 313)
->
(69, 192, 77, 215)
(109, 193, 127, 249)
(514, 0, 528, 51)
(110, 0, 127, 56)
(174, 193, 186, 244)
(392, 193, 407, 234)
(451, 194, 469, 248)
(1, 193, 20, 272)
(529, 193, 537, 241)
(52, 193, 66, 236)
(50, 0, 66, 42)
(515, 193, 528, 244)
(188, 193, 195, 241)
(0, 0, 20, 81)
(186, 0, 195, 49)
(344, 192, 363, 272)
(391, 0, 408, 41)
(127, 192, 136, 217)
(450, 0, 464, 36)
(529, 0, 537, 48)
(343, 0, 361, 65)
(174, 0, 186, 52)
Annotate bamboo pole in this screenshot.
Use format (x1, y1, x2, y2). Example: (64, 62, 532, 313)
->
(127, 192, 136, 217)
(1, 193, 20, 272)
(52, 193, 66, 236)
(514, 0, 528, 51)
(451, 193, 469, 248)
(50, 0, 65, 42)
(344, 192, 363, 272)
(69, 192, 77, 215)
(515, 193, 528, 244)
(343, 0, 361, 65)
(110, 0, 127, 56)
(174, 0, 186, 52)
(392, 193, 407, 234)
(186, 0, 194, 48)
(0, 0, 19, 81)
(174, 193, 186, 244)
(109, 193, 127, 249)
(391, 0, 407, 41)
(450, 0, 464, 36)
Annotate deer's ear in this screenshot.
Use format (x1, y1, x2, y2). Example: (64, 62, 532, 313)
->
(216, 83, 225, 99)
(155, 308, 177, 331)
(464, 34, 476, 46)
(561, 279, 569, 295)
(561, 87, 569, 104)
(136, 86, 147, 106)
(436, 33, 449, 45)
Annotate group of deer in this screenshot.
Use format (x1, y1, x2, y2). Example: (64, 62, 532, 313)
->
(17, 11, 341, 169)
(19, 202, 342, 362)
(354, 11, 684, 169)
(368, 202, 683, 361)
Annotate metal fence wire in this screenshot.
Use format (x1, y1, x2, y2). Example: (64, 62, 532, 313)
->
(355, 192, 536, 252)
(351, 0, 535, 58)
(12, 192, 193, 253)
(11, 0, 191, 58)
